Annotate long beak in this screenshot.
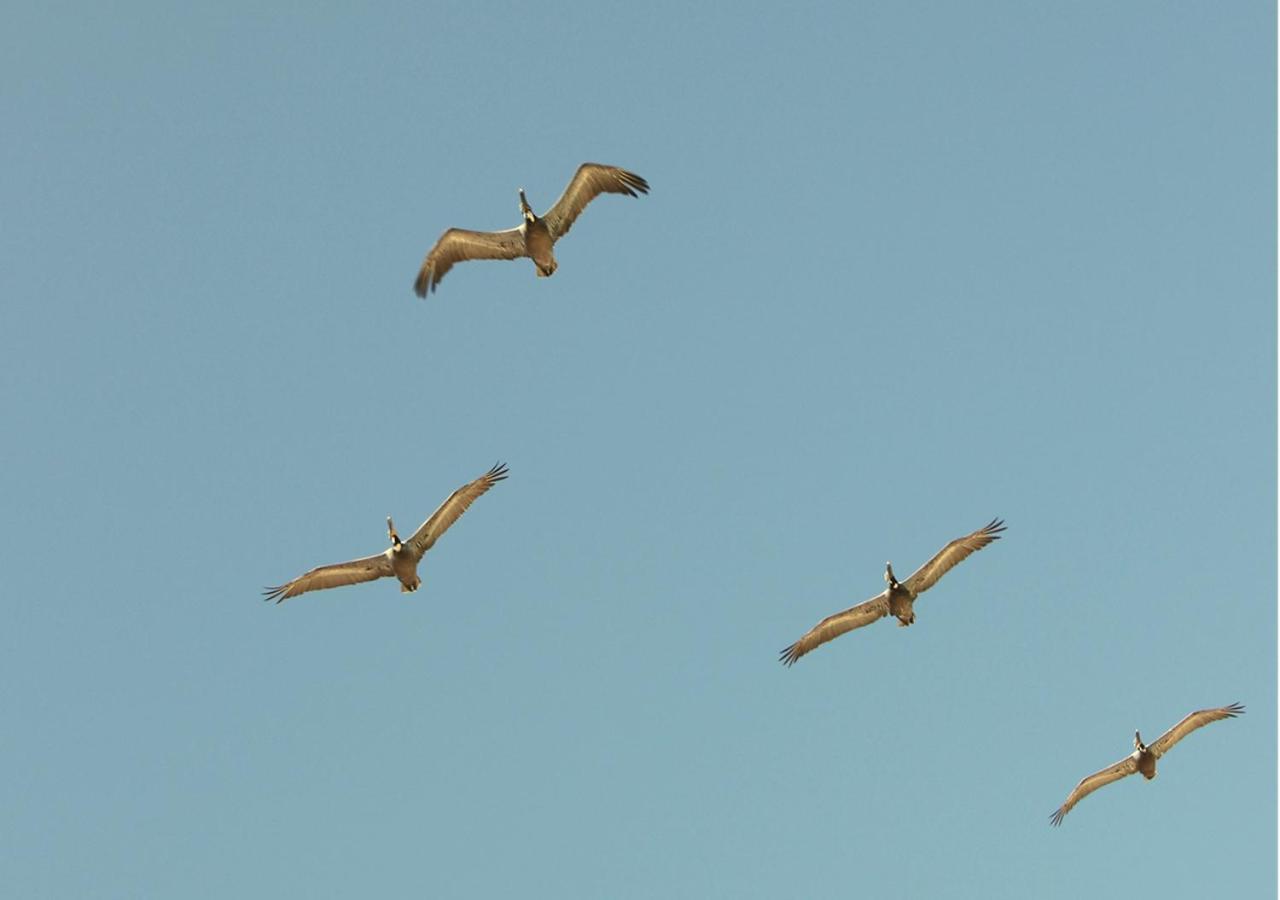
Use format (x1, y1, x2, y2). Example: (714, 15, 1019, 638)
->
(387, 516, 399, 543)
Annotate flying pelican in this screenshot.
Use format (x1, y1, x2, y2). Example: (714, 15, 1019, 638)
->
(264, 463, 508, 603)
(778, 519, 1005, 666)
(1049, 702, 1244, 826)
(413, 163, 649, 295)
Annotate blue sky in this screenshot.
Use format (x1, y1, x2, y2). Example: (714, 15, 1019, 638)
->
(2, 2, 1274, 897)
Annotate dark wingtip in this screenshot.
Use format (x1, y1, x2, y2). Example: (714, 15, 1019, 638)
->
(1225, 702, 1245, 716)
(986, 517, 1007, 536)
(488, 462, 510, 482)
(778, 644, 800, 667)
(621, 169, 650, 196)
(413, 266, 438, 298)
(1049, 809, 1065, 827)
(262, 586, 286, 604)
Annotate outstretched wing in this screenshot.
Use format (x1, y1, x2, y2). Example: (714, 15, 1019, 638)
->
(778, 593, 891, 666)
(1049, 754, 1140, 826)
(901, 518, 1005, 595)
(414, 227, 527, 296)
(264, 552, 393, 603)
(404, 463, 509, 560)
(541, 164, 649, 241)
(1146, 703, 1244, 760)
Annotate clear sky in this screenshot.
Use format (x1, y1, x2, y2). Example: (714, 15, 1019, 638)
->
(2, 2, 1274, 897)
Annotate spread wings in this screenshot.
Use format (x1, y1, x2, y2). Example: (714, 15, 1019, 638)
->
(778, 593, 890, 666)
(263, 552, 393, 604)
(542, 164, 649, 241)
(414, 227, 527, 296)
(901, 518, 1005, 595)
(1049, 755, 1139, 826)
(1146, 703, 1244, 759)
(404, 463, 509, 560)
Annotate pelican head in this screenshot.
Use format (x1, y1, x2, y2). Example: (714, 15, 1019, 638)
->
(885, 562, 898, 588)
(1134, 731, 1146, 752)
(518, 189, 535, 223)
(387, 516, 402, 548)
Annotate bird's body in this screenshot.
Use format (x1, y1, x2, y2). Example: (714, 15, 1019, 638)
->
(779, 519, 1005, 666)
(882, 561, 921, 626)
(523, 212, 556, 277)
(264, 463, 508, 603)
(887, 582, 916, 626)
(1136, 745, 1158, 780)
(1049, 703, 1244, 826)
(389, 539, 422, 592)
(414, 163, 649, 295)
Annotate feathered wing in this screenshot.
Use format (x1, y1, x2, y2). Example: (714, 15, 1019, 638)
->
(414, 227, 527, 296)
(264, 552, 394, 603)
(541, 163, 649, 241)
(779, 593, 891, 666)
(1146, 703, 1244, 760)
(404, 463, 509, 560)
(1049, 755, 1140, 826)
(901, 518, 1005, 595)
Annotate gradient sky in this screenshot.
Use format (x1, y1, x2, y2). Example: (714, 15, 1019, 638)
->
(2, 2, 1274, 897)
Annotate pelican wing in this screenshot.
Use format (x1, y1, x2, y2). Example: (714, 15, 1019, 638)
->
(1049, 754, 1140, 826)
(405, 463, 509, 560)
(264, 552, 393, 604)
(541, 163, 649, 241)
(901, 518, 1005, 595)
(1146, 703, 1244, 760)
(414, 227, 527, 296)
(779, 593, 891, 666)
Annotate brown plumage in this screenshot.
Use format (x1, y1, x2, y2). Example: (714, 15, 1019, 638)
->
(1049, 703, 1244, 826)
(263, 463, 508, 603)
(414, 163, 649, 295)
(779, 519, 1005, 666)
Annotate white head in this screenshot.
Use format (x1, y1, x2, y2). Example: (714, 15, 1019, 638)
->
(884, 562, 898, 587)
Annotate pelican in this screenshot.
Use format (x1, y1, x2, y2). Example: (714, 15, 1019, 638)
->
(1049, 703, 1244, 826)
(264, 463, 508, 603)
(413, 163, 649, 295)
(778, 519, 1005, 666)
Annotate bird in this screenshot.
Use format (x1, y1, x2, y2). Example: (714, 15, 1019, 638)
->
(413, 163, 649, 295)
(778, 518, 1005, 666)
(264, 463, 508, 603)
(1049, 702, 1244, 826)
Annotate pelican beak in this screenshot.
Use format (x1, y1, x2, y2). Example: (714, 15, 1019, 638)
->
(387, 516, 399, 544)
